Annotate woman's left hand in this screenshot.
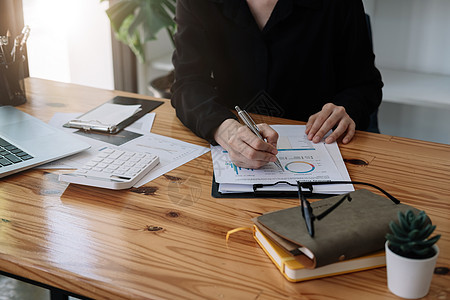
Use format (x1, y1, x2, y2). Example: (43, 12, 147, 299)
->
(305, 103, 356, 144)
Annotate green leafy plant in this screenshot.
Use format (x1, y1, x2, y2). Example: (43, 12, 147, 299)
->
(386, 210, 441, 259)
(102, 0, 176, 63)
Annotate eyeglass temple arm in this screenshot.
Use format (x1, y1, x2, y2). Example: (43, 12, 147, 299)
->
(254, 181, 400, 205)
(296, 182, 314, 237)
(296, 181, 313, 202)
(298, 181, 400, 204)
(314, 194, 352, 220)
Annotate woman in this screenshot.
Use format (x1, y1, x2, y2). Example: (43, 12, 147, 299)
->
(171, 0, 382, 168)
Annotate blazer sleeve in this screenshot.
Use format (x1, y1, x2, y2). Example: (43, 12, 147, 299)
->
(332, 0, 383, 130)
(170, 0, 237, 144)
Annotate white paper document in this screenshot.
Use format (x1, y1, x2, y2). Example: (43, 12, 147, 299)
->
(212, 125, 353, 194)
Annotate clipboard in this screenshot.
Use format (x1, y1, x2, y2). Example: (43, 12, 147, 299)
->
(63, 96, 164, 134)
(211, 175, 325, 199)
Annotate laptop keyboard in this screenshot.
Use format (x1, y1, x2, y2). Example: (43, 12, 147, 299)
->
(0, 137, 34, 167)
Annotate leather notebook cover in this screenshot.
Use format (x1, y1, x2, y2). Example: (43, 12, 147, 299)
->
(255, 189, 419, 268)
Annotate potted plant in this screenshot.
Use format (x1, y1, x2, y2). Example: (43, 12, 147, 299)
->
(385, 210, 441, 299)
(103, 0, 176, 97)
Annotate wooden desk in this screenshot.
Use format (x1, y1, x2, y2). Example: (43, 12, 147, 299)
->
(0, 78, 448, 299)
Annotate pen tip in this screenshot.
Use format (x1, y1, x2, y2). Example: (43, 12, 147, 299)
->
(276, 162, 284, 171)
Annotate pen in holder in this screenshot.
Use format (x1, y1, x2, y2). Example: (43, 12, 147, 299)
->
(0, 26, 29, 106)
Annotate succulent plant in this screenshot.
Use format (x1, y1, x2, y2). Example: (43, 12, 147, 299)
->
(386, 210, 441, 259)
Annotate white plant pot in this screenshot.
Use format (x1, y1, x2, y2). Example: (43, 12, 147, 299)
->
(385, 241, 439, 299)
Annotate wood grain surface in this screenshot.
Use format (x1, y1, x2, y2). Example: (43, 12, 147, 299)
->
(0, 78, 448, 299)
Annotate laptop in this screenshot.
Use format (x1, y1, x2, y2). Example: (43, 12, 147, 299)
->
(0, 106, 90, 178)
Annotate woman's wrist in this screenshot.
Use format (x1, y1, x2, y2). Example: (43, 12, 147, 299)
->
(213, 119, 241, 148)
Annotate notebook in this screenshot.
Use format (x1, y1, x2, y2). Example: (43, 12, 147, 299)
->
(254, 189, 416, 268)
(253, 225, 386, 282)
(0, 106, 90, 178)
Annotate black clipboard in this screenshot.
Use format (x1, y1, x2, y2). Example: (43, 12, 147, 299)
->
(211, 175, 338, 199)
(63, 96, 164, 134)
(212, 174, 298, 199)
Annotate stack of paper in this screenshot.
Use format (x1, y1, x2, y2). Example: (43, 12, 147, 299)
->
(211, 125, 353, 195)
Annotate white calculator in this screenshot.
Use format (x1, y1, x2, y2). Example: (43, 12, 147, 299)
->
(59, 147, 159, 190)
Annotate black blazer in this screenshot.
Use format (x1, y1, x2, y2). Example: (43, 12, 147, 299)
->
(171, 0, 383, 143)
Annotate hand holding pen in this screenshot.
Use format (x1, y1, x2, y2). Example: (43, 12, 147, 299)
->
(235, 106, 284, 171)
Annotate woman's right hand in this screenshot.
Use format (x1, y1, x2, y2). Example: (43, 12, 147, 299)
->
(213, 119, 279, 169)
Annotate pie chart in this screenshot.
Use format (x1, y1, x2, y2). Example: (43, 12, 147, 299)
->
(284, 161, 315, 173)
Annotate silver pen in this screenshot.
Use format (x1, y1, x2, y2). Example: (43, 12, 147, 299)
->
(64, 119, 117, 133)
(235, 106, 284, 171)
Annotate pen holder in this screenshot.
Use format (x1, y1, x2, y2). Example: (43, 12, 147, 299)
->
(0, 57, 27, 106)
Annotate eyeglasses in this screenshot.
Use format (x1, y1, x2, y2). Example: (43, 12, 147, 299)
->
(254, 181, 400, 237)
